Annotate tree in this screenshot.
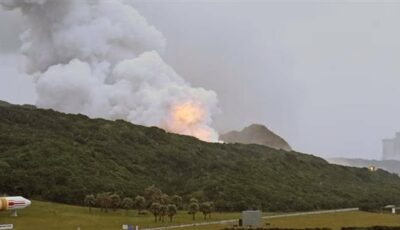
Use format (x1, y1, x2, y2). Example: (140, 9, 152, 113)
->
(150, 202, 161, 222)
(200, 202, 212, 220)
(84, 194, 96, 213)
(121, 197, 134, 215)
(144, 185, 163, 205)
(135, 195, 146, 215)
(189, 197, 199, 204)
(144, 185, 162, 202)
(171, 195, 182, 209)
(209, 201, 214, 218)
(160, 193, 170, 205)
(96, 193, 104, 212)
(214, 199, 226, 213)
(96, 192, 112, 213)
(167, 204, 177, 222)
(109, 193, 121, 211)
(188, 202, 199, 220)
(159, 204, 167, 222)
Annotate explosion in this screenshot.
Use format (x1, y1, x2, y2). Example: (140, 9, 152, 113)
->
(163, 101, 217, 142)
(1, 0, 219, 142)
(172, 101, 204, 126)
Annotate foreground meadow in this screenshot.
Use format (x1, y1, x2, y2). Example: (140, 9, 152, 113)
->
(181, 211, 400, 230)
(1, 201, 400, 230)
(0, 200, 240, 230)
(264, 211, 400, 230)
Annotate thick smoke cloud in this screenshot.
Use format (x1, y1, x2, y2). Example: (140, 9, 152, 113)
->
(1, 0, 219, 141)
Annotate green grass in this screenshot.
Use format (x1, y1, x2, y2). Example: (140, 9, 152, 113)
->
(180, 211, 400, 230)
(1, 201, 400, 230)
(264, 211, 400, 230)
(0, 200, 240, 230)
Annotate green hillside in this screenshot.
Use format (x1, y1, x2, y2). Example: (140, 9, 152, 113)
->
(1, 101, 400, 211)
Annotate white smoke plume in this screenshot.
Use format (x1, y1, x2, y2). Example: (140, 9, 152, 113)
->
(1, 0, 219, 142)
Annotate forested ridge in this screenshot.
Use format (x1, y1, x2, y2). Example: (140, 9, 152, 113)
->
(1, 101, 400, 211)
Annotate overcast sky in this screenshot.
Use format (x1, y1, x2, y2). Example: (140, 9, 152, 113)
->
(1, 1, 400, 160)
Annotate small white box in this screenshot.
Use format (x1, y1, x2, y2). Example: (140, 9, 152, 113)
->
(242, 210, 262, 227)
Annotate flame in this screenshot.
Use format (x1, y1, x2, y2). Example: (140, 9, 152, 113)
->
(171, 101, 204, 126)
(163, 101, 213, 142)
(188, 127, 212, 142)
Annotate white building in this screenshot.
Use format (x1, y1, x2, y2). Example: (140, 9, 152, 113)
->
(383, 132, 400, 160)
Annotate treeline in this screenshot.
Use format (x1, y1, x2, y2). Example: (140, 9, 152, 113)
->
(84, 186, 213, 222)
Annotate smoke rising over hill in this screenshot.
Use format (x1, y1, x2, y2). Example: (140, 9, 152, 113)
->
(4, 2, 400, 158)
(1, 0, 219, 141)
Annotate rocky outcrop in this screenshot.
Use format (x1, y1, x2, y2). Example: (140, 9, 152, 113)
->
(220, 124, 292, 151)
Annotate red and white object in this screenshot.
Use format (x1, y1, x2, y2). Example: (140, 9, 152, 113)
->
(0, 196, 31, 211)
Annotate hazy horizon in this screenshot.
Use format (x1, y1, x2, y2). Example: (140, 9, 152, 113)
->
(1, 1, 400, 160)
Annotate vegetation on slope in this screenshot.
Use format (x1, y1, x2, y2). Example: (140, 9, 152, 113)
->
(1, 101, 400, 211)
(329, 158, 400, 175)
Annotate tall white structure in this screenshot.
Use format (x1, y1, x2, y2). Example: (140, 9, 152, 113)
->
(383, 132, 400, 160)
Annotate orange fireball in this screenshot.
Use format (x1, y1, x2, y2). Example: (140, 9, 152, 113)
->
(163, 101, 213, 142)
(171, 101, 204, 126)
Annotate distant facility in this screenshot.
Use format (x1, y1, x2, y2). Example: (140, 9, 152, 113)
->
(383, 132, 400, 160)
(368, 165, 378, 172)
(241, 210, 262, 228)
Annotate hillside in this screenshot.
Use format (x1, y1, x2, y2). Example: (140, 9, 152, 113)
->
(220, 124, 292, 151)
(1, 101, 400, 211)
(329, 158, 400, 175)
(0, 100, 12, 107)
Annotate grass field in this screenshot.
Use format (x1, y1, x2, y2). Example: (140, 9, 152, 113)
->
(0, 200, 240, 230)
(180, 211, 400, 230)
(1, 201, 400, 230)
(264, 211, 400, 230)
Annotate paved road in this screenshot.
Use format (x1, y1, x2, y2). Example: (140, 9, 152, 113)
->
(142, 207, 359, 230)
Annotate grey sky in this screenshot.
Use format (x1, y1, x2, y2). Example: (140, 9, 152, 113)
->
(1, 1, 400, 159)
